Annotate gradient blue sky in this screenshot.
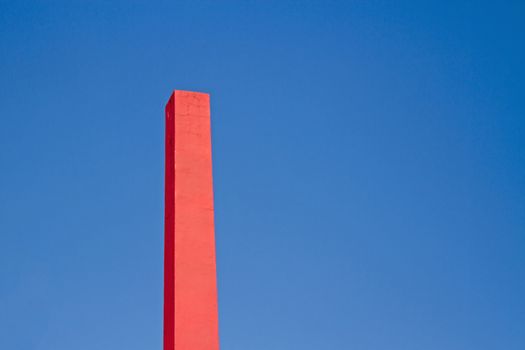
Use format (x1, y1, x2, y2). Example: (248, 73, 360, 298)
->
(1, 1, 524, 349)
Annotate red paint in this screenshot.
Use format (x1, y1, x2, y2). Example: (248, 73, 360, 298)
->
(164, 90, 219, 350)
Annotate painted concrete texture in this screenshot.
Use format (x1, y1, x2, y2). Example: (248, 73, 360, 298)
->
(164, 91, 219, 350)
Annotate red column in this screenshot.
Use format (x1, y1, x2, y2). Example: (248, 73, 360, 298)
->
(164, 90, 219, 350)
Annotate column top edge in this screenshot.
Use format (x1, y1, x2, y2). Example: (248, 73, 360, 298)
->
(166, 90, 210, 110)
(171, 89, 210, 97)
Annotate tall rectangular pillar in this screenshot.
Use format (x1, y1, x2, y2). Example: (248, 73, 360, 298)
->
(164, 90, 219, 350)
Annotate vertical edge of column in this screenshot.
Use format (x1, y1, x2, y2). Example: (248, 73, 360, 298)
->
(163, 92, 176, 350)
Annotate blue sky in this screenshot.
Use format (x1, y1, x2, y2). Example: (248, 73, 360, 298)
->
(1, 1, 524, 349)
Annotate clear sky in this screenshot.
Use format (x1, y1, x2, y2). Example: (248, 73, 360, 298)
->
(1, 1, 524, 349)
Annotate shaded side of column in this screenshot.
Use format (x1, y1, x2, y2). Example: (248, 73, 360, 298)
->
(163, 94, 176, 350)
